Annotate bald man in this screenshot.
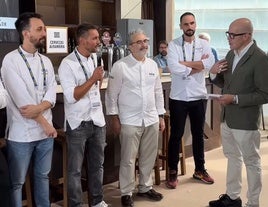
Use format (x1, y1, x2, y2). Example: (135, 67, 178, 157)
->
(209, 18, 268, 207)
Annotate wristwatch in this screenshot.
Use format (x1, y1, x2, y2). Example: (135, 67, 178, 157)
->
(158, 114, 164, 118)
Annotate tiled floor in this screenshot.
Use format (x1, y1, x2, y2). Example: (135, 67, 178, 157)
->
(52, 131, 268, 207)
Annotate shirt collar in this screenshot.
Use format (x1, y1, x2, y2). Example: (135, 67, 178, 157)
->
(19, 45, 39, 57)
(130, 53, 146, 63)
(234, 40, 254, 57)
(75, 47, 91, 61)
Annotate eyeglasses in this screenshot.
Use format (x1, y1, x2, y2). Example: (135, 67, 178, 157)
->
(130, 39, 149, 45)
(225, 32, 250, 39)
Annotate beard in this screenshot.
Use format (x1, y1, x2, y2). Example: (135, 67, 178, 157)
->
(132, 47, 148, 59)
(184, 29, 195, 37)
(160, 50, 167, 56)
(30, 36, 46, 49)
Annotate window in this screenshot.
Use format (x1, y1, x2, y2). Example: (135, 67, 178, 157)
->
(174, 0, 268, 58)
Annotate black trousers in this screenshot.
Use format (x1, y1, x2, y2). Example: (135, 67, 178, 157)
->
(168, 98, 207, 172)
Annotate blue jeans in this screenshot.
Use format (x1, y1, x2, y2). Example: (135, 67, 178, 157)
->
(66, 121, 106, 207)
(7, 138, 54, 207)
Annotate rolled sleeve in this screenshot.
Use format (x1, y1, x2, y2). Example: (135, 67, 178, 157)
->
(58, 61, 78, 104)
(167, 40, 192, 77)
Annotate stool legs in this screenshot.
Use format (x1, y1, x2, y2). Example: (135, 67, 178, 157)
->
(50, 129, 68, 207)
(158, 114, 186, 181)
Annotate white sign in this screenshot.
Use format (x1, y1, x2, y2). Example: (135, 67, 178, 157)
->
(0, 17, 16, 29)
(46, 26, 68, 53)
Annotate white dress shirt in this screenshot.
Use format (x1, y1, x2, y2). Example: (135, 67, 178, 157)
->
(167, 36, 215, 101)
(0, 81, 7, 109)
(1, 46, 57, 142)
(105, 54, 166, 127)
(58, 50, 105, 130)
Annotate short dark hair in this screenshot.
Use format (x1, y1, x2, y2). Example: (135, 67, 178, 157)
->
(180, 12, 195, 23)
(15, 12, 43, 42)
(76, 23, 98, 40)
(158, 40, 168, 48)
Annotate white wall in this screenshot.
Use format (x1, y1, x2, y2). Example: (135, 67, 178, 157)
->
(120, 0, 141, 19)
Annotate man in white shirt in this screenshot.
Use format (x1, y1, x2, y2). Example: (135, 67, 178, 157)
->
(1, 12, 57, 207)
(166, 12, 215, 189)
(105, 29, 166, 207)
(58, 23, 108, 207)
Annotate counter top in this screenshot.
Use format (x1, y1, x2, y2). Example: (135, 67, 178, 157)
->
(56, 75, 171, 94)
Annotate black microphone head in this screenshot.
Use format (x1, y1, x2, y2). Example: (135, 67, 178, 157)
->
(96, 46, 102, 66)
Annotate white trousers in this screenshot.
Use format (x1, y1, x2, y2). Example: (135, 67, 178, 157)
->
(119, 122, 159, 196)
(221, 122, 261, 206)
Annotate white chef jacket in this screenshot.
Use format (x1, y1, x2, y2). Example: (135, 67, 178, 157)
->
(167, 36, 215, 101)
(1, 46, 57, 142)
(105, 54, 166, 127)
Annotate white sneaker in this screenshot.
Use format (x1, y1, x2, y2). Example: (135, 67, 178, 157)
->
(92, 201, 109, 207)
(243, 203, 259, 207)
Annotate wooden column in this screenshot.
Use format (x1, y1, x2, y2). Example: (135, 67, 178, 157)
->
(65, 0, 79, 24)
(153, 0, 166, 46)
(19, 0, 35, 13)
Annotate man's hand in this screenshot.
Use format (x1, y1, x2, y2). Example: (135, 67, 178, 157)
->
(111, 115, 121, 136)
(35, 115, 57, 138)
(159, 117, 165, 132)
(20, 105, 41, 119)
(218, 94, 235, 106)
(210, 59, 228, 74)
(201, 54, 209, 60)
(42, 122, 58, 138)
(91, 66, 104, 83)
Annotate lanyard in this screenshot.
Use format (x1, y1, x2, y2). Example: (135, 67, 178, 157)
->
(18, 47, 47, 90)
(74, 48, 96, 81)
(182, 35, 195, 61)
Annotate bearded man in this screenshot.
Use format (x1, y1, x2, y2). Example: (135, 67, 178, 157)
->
(166, 12, 215, 189)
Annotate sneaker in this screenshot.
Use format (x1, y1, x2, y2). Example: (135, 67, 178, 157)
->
(243, 203, 259, 207)
(193, 169, 214, 184)
(136, 189, 163, 201)
(92, 201, 109, 207)
(121, 195, 134, 207)
(209, 194, 242, 207)
(166, 170, 178, 189)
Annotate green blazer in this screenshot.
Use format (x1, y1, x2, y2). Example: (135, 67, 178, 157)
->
(212, 41, 268, 130)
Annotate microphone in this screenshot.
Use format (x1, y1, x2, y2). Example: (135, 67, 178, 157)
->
(96, 46, 102, 67)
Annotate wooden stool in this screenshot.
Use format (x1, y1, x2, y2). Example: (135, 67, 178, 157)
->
(158, 114, 186, 180)
(50, 129, 68, 207)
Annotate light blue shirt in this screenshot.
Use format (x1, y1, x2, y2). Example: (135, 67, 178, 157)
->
(153, 54, 169, 72)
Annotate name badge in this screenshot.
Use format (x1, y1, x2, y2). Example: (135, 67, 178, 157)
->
(89, 85, 101, 109)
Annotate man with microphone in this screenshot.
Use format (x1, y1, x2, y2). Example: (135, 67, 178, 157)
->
(58, 23, 108, 207)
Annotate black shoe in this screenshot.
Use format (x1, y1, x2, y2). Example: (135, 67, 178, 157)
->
(209, 194, 242, 207)
(136, 189, 163, 201)
(121, 195, 134, 207)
